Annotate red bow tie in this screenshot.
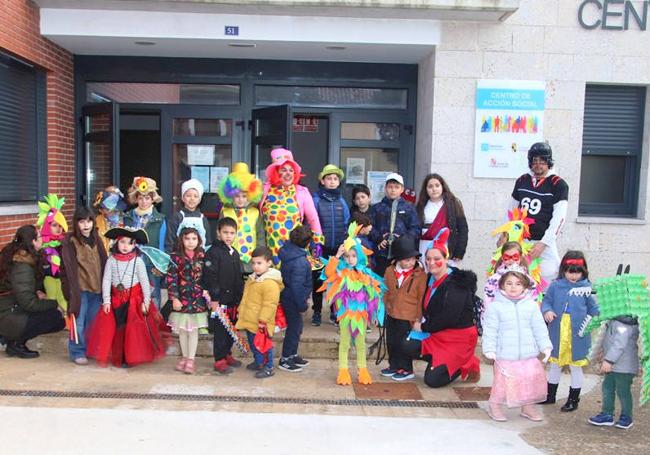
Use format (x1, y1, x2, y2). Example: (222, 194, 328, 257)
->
(395, 269, 414, 281)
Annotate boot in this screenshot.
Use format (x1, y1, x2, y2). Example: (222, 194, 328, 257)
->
(540, 382, 558, 405)
(560, 387, 581, 412)
(5, 341, 39, 359)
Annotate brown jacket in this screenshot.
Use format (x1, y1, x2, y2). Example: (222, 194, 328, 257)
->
(61, 230, 108, 317)
(383, 263, 426, 322)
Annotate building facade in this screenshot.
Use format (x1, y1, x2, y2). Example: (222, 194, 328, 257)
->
(1, 0, 648, 280)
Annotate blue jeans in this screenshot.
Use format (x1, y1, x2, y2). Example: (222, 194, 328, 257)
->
(246, 330, 273, 369)
(68, 291, 102, 360)
(281, 302, 303, 359)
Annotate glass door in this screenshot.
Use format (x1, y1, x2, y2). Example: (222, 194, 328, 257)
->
(81, 102, 120, 206)
(331, 112, 413, 203)
(251, 105, 292, 180)
(161, 106, 242, 234)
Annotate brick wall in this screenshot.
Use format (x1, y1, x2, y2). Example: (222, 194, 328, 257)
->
(0, 0, 75, 246)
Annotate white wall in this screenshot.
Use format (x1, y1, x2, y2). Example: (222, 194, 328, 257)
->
(426, 0, 650, 283)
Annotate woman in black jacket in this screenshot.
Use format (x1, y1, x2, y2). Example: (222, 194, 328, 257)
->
(0, 225, 65, 358)
(415, 173, 468, 264)
(404, 228, 480, 388)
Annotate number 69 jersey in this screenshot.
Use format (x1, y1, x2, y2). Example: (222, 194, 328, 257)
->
(511, 173, 569, 241)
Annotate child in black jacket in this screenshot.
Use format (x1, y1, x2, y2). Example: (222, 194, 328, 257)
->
(202, 217, 245, 375)
(278, 225, 313, 372)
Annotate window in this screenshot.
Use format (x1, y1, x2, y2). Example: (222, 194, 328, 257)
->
(0, 53, 46, 203)
(579, 85, 646, 216)
(86, 82, 240, 105)
(255, 86, 407, 109)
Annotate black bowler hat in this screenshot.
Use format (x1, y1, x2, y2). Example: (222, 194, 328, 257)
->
(391, 235, 420, 262)
(104, 226, 149, 245)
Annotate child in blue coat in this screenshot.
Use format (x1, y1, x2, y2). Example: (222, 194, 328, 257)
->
(278, 225, 313, 372)
(541, 250, 599, 412)
(311, 165, 350, 326)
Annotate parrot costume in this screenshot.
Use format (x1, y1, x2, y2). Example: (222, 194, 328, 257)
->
(489, 208, 546, 300)
(318, 222, 386, 385)
(36, 194, 69, 312)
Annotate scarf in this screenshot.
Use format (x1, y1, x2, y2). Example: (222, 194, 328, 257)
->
(318, 186, 341, 201)
(423, 271, 450, 310)
(113, 251, 137, 262)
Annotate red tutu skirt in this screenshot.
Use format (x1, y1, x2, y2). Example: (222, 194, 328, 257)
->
(421, 326, 480, 380)
(87, 283, 166, 367)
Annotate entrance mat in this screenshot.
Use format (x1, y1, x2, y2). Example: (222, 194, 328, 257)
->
(0, 388, 478, 408)
(353, 382, 423, 401)
(453, 386, 492, 401)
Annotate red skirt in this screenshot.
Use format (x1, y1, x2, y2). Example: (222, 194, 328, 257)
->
(421, 326, 479, 380)
(87, 283, 166, 367)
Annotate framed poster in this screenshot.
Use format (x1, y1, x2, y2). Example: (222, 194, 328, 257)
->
(209, 167, 229, 193)
(187, 145, 215, 166)
(190, 166, 210, 191)
(367, 171, 391, 204)
(473, 80, 545, 178)
(346, 157, 365, 184)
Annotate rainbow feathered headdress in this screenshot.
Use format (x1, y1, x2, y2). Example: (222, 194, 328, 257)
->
(217, 162, 263, 206)
(37, 193, 68, 242)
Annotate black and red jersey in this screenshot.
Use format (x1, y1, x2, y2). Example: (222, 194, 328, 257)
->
(511, 173, 569, 241)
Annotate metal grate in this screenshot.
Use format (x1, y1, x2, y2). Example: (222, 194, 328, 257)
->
(0, 389, 478, 409)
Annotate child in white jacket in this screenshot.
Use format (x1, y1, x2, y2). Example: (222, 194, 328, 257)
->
(482, 267, 553, 422)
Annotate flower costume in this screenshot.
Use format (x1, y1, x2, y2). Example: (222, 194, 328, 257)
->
(318, 222, 386, 385)
(123, 176, 167, 308)
(37, 194, 69, 312)
(218, 162, 264, 273)
(259, 148, 323, 266)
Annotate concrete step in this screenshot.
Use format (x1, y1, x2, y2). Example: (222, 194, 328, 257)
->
(30, 313, 484, 361)
(30, 313, 381, 360)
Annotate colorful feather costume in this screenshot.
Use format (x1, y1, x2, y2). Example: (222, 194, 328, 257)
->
(318, 222, 386, 385)
(583, 273, 650, 405)
(489, 208, 546, 298)
(37, 194, 69, 312)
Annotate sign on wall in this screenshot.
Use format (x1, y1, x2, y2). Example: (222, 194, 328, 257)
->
(473, 80, 545, 179)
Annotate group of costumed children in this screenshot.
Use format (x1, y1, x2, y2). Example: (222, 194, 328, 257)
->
(21, 156, 649, 428)
(481, 208, 647, 428)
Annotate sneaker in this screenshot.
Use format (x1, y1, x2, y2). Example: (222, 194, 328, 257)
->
(311, 313, 321, 326)
(278, 358, 303, 372)
(246, 361, 262, 371)
(213, 359, 234, 375)
(291, 355, 310, 367)
(225, 354, 242, 368)
(588, 413, 615, 427)
(73, 357, 89, 366)
(381, 367, 398, 377)
(255, 367, 275, 379)
(329, 314, 338, 325)
(392, 370, 415, 381)
(366, 325, 372, 333)
(615, 414, 634, 429)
